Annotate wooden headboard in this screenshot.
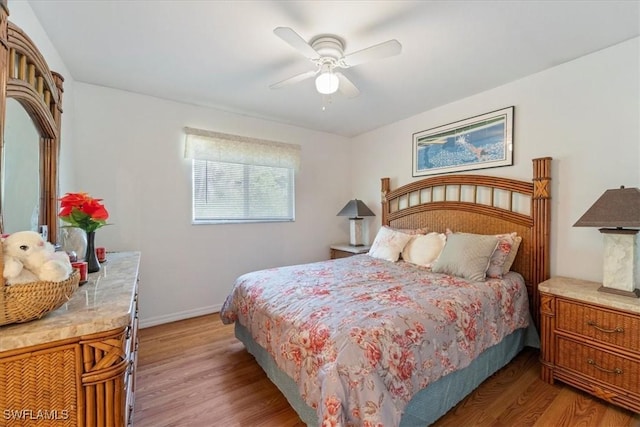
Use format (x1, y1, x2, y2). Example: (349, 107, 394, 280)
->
(381, 157, 551, 327)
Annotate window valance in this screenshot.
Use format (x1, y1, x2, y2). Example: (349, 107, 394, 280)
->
(184, 127, 301, 171)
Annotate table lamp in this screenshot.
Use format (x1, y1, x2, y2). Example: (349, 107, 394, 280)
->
(573, 186, 640, 297)
(337, 199, 375, 246)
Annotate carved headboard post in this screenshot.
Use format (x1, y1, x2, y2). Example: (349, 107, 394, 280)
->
(381, 177, 390, 227)
(531, 156, 552, 327)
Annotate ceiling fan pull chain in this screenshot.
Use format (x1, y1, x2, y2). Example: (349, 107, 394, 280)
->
(321, 94, 333, 112)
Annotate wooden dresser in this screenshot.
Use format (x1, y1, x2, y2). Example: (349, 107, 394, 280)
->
(539, 277, 640, 413)
(0, 252, 141, 426)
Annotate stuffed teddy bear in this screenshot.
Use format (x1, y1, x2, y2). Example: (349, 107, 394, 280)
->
(2, 231, 73, 285)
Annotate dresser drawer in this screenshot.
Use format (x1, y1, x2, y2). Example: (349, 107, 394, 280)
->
(556, 299, 640, 353)
(556, 336, 640, 395)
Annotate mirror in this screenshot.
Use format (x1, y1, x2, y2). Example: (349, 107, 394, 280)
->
(2, 98, 41, 233)
(0, 2, 65, 242)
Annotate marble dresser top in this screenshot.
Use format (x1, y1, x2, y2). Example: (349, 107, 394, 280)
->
(0, 251, 140, 352)
(539, 276, 640, 315)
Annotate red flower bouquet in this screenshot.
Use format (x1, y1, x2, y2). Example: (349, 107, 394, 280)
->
(58, 192, 109, 233)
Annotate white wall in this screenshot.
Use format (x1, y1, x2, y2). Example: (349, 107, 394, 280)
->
(351, 37, 640, 283)
(72, 84, 351, 326)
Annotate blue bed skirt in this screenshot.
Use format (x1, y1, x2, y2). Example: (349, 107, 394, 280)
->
(235, 321, 538, 426)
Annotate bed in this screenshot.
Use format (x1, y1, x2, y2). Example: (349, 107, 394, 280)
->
(221, 157, 552, 426)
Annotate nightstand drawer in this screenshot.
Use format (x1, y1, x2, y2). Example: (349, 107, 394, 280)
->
(330, 244, 370, 260)
(331, 249, 354, 259)
(556, 299, 640, 353)
(557, 336, 640, 395)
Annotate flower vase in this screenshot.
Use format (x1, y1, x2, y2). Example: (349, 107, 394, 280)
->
(85, 231, 101, 273)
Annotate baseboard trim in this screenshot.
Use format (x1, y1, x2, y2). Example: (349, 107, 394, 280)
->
(139, 304, 222, 328)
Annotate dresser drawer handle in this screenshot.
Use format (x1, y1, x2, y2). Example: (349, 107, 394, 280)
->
(587, 358, 623, 375)
(586, 320, 624, 334)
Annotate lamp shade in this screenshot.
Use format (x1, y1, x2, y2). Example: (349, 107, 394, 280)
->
(573, 186, 640, 228)
(337, 199, 375, 218)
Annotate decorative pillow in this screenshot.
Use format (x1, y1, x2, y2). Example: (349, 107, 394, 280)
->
(502, 235, 522, 275)
(486, 232, 518, 278)
(401, 232, 447, 267)
(368, 227, 413, 262)
(431, 233, 499, 282)
(389, 226, 430, 235)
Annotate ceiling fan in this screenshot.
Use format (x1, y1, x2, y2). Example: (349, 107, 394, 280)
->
(270, 27, 402, 98)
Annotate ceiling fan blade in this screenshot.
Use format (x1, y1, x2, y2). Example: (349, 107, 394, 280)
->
(273, 27, 320, 60)
(341, 39, 402, 67)
(335, 72, 360, 98)
(270, 69, 318, 90)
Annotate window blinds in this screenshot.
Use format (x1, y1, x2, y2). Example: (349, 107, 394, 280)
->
(185, 127, 298, 223)
(184, 127, 301, 171)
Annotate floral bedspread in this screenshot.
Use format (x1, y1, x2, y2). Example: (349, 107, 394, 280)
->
(220, 254, 529, 427)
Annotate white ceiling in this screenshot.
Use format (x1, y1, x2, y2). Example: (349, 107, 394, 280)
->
(27, 0, 639, 137)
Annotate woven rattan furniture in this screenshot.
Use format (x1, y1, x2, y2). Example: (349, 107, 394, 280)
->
(540, 277, 640, 413)
(0, 252, 141, 427)
(381, 156, 552, 328)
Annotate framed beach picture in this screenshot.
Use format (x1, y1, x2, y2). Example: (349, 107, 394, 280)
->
(412, 106, 514, 176)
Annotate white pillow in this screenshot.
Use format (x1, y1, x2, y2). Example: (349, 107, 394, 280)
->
(402, 232, 446, 267)
(368, 227, 413, 262)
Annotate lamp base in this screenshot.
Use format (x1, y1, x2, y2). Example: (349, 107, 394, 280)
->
(349, 218, 364, 246)
(600, 230, 640, 298)
(597, 285, 640, 298)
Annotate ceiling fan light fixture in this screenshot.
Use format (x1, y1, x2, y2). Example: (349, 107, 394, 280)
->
(272, 27, 401, 98)
(315, 70, 339, 95)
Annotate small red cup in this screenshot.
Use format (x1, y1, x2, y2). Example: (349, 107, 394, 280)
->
(96, 247, 107, 263)
(71, 261, 88, 285)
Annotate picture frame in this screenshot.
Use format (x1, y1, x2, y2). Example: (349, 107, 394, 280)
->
(412, 106, 514, 176)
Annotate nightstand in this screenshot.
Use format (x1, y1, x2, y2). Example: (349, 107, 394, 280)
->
(330, 244, 370, 259)
(539, 277, 640, 413)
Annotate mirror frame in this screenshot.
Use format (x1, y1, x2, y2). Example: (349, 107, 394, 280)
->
(0, 0, 64, 242)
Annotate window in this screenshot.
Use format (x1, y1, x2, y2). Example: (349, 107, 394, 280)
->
(184, 127, 300, 224)
(192, 160, 294, 222)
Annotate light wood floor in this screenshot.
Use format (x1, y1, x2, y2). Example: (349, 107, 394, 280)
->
(133, 313, 640, 427)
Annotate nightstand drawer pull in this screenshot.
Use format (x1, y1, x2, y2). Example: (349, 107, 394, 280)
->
(587, 358, 623, 375)
(586, 320, 623, 334)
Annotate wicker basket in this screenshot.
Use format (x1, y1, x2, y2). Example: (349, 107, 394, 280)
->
(0, 242, 80, 326)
